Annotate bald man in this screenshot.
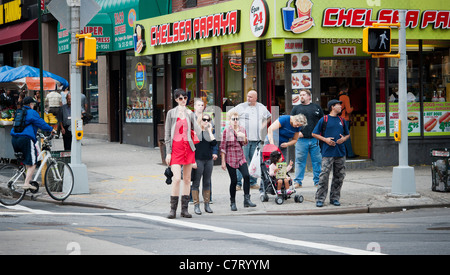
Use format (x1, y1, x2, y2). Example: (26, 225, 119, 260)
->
(230, 90, 271, 189)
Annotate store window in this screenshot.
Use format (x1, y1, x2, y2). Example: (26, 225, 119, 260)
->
(244, 42, 257, 97)
(221, 43, 242, 109)
(422, 41, 450, 136)
(85, 63, 99, 123)
(125, 53, 153, 123)
(375, 40, 450, 138)
(199, 48, 215, 107)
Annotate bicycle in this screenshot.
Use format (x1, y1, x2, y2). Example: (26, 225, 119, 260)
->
(0, 132, 74, 206)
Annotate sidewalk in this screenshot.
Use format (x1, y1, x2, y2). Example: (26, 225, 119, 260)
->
(37, 137, 450, 215)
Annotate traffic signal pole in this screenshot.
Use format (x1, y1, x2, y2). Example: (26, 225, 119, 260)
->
(390, 10, 418, 197)
(69, 1, 89, 194)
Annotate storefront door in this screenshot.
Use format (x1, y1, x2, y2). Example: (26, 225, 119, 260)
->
(319, 59, 371, 158)
(266, 61, 286, 115)
(181, 68, 197, 108)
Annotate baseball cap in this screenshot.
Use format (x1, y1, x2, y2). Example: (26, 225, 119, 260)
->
(327, 99, 342, 110)
(23, 96, 37, 105)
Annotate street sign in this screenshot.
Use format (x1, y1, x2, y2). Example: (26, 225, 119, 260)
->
(47, 0, 101, 31)
(363, 27, 391, 54)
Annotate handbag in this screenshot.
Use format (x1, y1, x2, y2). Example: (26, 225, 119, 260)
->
(249, 147, 261, 178)
(191, 129, 200, 144)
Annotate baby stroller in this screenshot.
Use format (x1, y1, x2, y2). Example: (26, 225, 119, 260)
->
(259, 144, 304, 205)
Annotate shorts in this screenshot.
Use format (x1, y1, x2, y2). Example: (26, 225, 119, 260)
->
(11, 136, 38, 166)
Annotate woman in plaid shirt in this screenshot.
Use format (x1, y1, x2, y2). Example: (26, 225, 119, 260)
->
(220, 111, 257, 211)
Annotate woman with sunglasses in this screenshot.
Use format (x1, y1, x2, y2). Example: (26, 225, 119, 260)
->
(220, 110, 257, 211)
(164, 88, 200, 219)
(192, 113, 217, 215)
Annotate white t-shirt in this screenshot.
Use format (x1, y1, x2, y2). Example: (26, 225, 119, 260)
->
(231, 102, 271, 141)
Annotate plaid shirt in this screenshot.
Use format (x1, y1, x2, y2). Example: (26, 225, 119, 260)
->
(220, 125, 248, 169)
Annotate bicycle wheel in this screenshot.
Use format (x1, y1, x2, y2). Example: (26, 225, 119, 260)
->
(44, 160, 74, 201)
(0, 164, 26, 206)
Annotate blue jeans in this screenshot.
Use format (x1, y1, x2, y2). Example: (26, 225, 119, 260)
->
(343, 120, 356, 157)
(294, 138, 322, 186)
(237, 141, 259, 186)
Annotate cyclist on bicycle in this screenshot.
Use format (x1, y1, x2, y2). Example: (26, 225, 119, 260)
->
(10, 96, 54, 190)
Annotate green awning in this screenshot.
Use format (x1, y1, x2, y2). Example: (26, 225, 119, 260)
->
(57, 0, 171, 54)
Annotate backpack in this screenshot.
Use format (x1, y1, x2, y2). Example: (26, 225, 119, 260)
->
(13, 108, 28, 133)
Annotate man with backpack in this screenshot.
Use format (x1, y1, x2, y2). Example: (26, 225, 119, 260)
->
(10, 96, 54, 190)
(312, 99, 350, 207)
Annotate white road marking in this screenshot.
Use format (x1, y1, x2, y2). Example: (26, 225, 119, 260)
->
(0, 204, 385, 255)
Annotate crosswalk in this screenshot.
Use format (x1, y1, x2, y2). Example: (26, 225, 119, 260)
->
(0, 203, 385, 255)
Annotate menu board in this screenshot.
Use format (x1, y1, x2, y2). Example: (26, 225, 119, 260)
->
(291, 53, 312, 106)
(375, 102, 450, 137)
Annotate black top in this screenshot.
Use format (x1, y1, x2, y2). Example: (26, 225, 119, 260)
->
(195, 130, 217, 160)
(291, 103, 324, 138)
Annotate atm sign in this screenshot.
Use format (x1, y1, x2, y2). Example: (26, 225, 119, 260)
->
(333, 46, 356, 56)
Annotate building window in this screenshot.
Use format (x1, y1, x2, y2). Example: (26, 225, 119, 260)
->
(12, 50, 22, 67)
(184, 0, 197, 8)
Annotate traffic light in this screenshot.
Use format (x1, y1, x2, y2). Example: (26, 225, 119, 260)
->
(76, 33, 97, 66)
(363, 27, 391, 54)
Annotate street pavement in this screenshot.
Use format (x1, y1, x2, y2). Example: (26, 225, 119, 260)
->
(15, 137, 450, 215)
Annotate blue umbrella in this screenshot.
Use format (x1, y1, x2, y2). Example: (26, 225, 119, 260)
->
(0, 65, 69, 90)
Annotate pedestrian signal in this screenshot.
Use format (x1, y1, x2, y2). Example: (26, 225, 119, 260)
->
(76, 33, 97, 66)
(363, 27, 391, 54)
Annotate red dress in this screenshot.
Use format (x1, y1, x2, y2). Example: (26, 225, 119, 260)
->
(170, 118, 195, 165)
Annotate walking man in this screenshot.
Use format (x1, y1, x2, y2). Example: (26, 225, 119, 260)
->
(291, 90, 324, 187)
(312, 99, 350, 207)
(230, 90, 271, 190)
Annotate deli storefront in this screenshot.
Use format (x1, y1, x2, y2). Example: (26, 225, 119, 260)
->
(134, 0, 450, 166)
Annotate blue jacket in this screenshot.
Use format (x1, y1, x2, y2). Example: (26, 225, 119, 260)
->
(10, 106, 53, 143)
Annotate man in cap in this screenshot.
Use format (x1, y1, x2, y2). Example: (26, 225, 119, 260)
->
(11, 96, 54, 190)
(311, 99, 350, 207)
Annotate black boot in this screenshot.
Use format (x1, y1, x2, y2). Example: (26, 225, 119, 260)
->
(230, 197, 237, 211)
(244, 194, 257, 207)
(203, 190, 213, 213)
(192, 190, 201, 215)
(180, 195, 192, 218)
(167, 196, 179, 219)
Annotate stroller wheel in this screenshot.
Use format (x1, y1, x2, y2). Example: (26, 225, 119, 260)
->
(260, 194, 269, 202)
(275, 195, 284, 205)
(294, 194, 304, 203)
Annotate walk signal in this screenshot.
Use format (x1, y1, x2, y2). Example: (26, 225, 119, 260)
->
(76, 33, 97, 66)
(363, 27, 391, 54)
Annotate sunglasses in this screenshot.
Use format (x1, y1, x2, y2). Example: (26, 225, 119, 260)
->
(231, 117, 239, 121)
(202, 118, 211, 122)
(177, 96, 188, 101)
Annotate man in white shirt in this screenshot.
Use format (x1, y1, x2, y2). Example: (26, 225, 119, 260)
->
(45, 91, 62, 137)
(230, 90, 271, 189)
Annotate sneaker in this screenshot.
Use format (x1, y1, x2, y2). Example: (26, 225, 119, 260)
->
(250, 184, 260, 190)
(277, 190, 282, 195)
(236, 185, 241, 191)
(316, 201, 324, 207)
(293, 182, 302, 188)
(286, 189, 293, 196)
(331, 200, 341, 206)
(23, 183, 37, 191)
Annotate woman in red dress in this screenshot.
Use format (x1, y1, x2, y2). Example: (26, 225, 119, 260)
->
(164, 88, 199, 219)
